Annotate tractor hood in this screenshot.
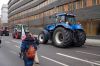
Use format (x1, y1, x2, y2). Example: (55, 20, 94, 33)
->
(71, 24, 83, 30)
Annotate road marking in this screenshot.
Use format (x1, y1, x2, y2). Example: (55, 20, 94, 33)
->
(15, 45, 20, 48)
(41, 56, 69, 66)
(95, 61, 100, 64)
(76, 51, 100, 57)
(56, 53, 100, 66)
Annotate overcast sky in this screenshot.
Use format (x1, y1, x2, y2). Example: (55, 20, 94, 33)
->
(0, 0, 9, 15)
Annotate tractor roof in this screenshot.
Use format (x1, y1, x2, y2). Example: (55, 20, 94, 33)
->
(56, 13, 76, 17)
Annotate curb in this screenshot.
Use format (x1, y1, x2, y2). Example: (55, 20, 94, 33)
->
(85, 39, 100, 47)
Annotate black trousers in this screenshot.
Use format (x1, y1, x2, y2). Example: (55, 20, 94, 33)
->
(0, 40, 1, 44)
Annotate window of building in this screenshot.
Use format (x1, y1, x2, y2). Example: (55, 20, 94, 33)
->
(64, 4, 68, 12)
(58, 6, 64, 12)
(83, 0, 87, 8)
(47, 10, 50, 16)
(96, 0, 100, 5)
(55, 7, 59, 13)
(76, 0, 84, 9)
(97, 24, 100, 35)
(86, 0, 92, 7)
(92, 0, 97, 5)
(44, 11, 47, 16)
(68, 2, 76, 11)
(52, 9, 54, 15)
(40, 13, 43, 18)
(48, 0, 52, 4)
(44, 1, 48, 6)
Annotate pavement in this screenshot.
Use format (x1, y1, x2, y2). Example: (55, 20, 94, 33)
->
(0, 36, 100, 66)
(86, 39, 100, 46)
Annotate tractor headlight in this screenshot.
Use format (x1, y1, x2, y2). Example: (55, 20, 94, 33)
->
(66, 22, 69, 24)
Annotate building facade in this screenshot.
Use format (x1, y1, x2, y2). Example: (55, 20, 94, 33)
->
(8, 0, 100, 36)
(1, 4, 8, 24)
(0, 16, 3, 28)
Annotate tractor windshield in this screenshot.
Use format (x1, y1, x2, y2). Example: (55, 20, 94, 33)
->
(56, 15, 76, 24)
(14, 24, 29, 32)
(23, 25, 29, 32)
(15, 25, 21, 32)
(66, 16, 76, 24)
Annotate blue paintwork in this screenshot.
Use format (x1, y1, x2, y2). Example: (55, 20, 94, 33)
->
(44, 22, 83, 31)
(45, 22, 73, 31)
(71, 24, 83, 30)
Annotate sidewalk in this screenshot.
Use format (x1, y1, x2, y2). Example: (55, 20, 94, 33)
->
(86, 39, 100, 46)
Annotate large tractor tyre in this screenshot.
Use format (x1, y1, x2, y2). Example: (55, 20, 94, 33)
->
(52, 27, 72, 48)
(75, 30, 86, 47)
(38, 32, 48, 44)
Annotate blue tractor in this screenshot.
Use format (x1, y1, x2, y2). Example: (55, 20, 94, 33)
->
(38, 13, 86, 48)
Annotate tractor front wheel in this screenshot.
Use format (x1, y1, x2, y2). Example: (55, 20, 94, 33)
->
(53, 27, 72, 48)
(38, 32, 48, 44)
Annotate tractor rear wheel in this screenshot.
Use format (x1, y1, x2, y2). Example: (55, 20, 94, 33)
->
(75, 30, 86, 47)
(38, 32, 48, 44)
(52, 27, 72, 48)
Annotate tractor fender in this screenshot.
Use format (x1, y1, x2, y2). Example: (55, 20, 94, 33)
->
(42, 30, 50, 40)
(45, 24, 56, 31)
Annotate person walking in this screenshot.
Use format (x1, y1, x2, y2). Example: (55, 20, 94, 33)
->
(21, 33, 39, 66)
(0, 36, 1, 47)
(34, 37, 40, 64)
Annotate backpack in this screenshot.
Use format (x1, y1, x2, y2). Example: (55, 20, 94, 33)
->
(26, 45, 36, 59)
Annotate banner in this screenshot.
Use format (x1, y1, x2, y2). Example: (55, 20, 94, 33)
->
(21, 25, 26, 41)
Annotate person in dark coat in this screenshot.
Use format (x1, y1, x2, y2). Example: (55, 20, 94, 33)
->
(21, 33, 39, 66)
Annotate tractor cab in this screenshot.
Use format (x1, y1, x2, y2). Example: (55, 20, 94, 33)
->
(12, 24, 29, 39)
(56, 13, 76, 24)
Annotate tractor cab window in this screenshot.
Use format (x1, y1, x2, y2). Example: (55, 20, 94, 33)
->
(56, 16, 61, 22)
(56, 15, 66, 22)
(23, 25, 29, 32)
(61, 16, 66, 22)
(15, 25, 21, 32)
(66, 16, 76, 24)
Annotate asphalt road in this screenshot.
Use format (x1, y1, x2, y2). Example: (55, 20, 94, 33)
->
(0, 36, 100, 66)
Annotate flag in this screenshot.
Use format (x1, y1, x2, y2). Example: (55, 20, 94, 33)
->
(21, 25, 26, 41)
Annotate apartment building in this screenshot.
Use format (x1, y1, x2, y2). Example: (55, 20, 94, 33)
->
(8, 0, 100, 36)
